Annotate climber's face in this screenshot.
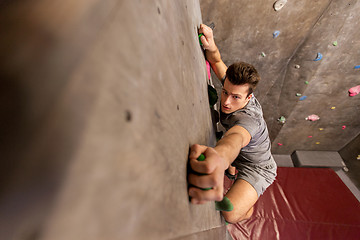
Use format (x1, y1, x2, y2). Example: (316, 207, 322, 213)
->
(221, 78, 252, 114)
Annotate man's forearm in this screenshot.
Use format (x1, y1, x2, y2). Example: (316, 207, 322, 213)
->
(206, 47, 227, 81)
(214, 134, 244, 170)
(205, 47, 222, 65)
(213, 126, 251, 170)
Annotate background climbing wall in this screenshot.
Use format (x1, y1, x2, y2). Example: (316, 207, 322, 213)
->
(200, 0, 360, 154)
(0, 1, 231, 239)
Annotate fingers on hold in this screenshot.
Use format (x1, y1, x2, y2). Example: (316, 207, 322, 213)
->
(199, 24, 204, 34)
(189, 144, 207, 159)
(189, 186, 223, 202)
(201, 36, 209, 48)
(189, 158, 215, 175)
(188, 173, 216, 189)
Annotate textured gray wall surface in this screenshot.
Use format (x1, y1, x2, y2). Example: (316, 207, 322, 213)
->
(200, 0, 360, 154)
(0, 1, 227, 239)
(339, 134, 360, 190)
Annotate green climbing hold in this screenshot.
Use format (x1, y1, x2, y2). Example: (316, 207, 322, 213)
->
(305, 81, 309, 85)
(199, 33, 204, 45)
(333, 41, 338, 46)
(197, 153, 206, 161)
(278, 116, 286, 124)
(208, 85, 218, 108)
(296, 93, 302, 97)
(215, 196, 234, 212)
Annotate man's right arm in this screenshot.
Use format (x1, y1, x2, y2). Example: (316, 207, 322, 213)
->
(199, 24, 228, 81)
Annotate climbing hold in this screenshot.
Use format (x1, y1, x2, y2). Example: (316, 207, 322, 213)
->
(342, 125, 346, 130)
(331, 107, 336, 110)
(295, 64, 301, 69)
(313, 52, 323, 61)
(278, 116, 286, 124)
(349, 85, 360, 96)
(274, 0, 288, 11)
(299, 96, 307, 101)
(206, 60, 211, 80)
(343, 166, 349, 172)
(305, 81, 309, 85)
(306, 114, 320, 121)
(354, 65, 360, 69)
(215, 196, 234, 212)
(308, 136, 313, 138)
(332, 41, 338, 46)
(261, 52, 266, 57)
(319, 128, 324, 131)
(208, 85, 218, 107)
(277, 143, 283, 146)
(198, 33, 204, 45)
(296, 93, 302, 97)
(197, 154, 206, 161)
(316, 142, 320, 145)
(273, 30, 280, 38)
(357, 155, 360, 160)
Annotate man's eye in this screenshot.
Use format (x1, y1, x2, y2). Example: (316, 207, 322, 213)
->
(233, 96, 240, 99)
(223, 90, 228, 95)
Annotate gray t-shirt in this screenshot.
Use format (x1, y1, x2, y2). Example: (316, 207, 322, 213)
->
(220, 95, 273, 165)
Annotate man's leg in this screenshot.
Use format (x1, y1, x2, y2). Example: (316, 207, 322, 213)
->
(221, 179, 258, 223)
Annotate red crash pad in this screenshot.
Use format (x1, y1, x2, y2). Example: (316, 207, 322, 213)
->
(226, 167, 360, 240)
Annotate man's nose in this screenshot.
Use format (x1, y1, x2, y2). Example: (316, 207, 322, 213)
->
(224, 95, 231, 105)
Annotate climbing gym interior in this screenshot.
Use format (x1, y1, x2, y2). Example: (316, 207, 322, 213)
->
(0, 0, 359, 239)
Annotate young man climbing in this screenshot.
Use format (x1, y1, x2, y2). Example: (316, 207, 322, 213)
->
(188, 24, 277, 223)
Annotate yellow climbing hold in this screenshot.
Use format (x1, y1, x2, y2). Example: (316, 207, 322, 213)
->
(319, 128, 324, 131)
(331, 107, 336, 110)
(316, 142, 320, 145)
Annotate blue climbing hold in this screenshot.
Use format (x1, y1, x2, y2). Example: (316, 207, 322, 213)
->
(354, 65, 360, 69)
(299, 96, 307, 101)
(273, 30, 280, 39)
(314, 53, 323, 61)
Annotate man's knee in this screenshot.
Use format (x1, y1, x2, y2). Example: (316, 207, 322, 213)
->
(222, 208, 253, 224)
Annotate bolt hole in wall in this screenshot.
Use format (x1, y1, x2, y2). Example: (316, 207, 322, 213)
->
(125, 110, 132, 122)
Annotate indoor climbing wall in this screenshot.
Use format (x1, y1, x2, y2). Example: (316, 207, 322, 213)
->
(200, 0, 360, 154)
(0, 0, 230, 239)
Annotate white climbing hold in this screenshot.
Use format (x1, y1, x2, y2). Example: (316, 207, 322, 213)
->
(274, 0, 288, 11)
(295, 64, 300, 69)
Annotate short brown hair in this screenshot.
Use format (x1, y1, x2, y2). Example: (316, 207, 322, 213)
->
(225, 62, 260, 97)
